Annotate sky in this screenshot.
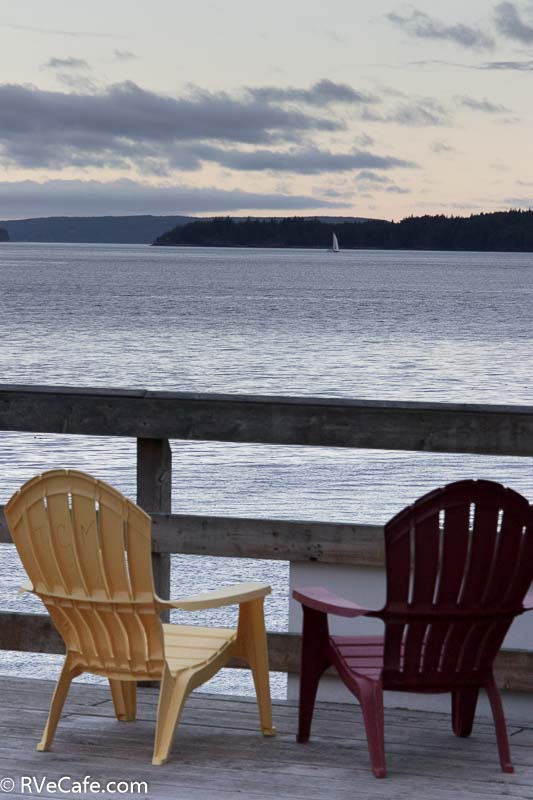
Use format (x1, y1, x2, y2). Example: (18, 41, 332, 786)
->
(1, 0, 533, 219)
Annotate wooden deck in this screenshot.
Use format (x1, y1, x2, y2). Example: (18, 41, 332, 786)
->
(2, 677, 533, 799)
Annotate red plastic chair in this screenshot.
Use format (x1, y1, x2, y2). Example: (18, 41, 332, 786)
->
(293, 480, 533, 777)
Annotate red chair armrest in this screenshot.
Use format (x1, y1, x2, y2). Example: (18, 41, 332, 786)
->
(293, 586, 375, 617)
(523, 593, 533, 611)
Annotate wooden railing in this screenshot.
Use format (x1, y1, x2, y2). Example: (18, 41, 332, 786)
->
(1, 384, 533, 689)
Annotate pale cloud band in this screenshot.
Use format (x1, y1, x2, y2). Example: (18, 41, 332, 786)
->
(0, 179, 349, 218)
(494, 1, 533, 43)
(386, 9, 495, 50)
(43, 57, 90, 70)
(388, 3, 533, 49)
(0, 80, 413, 174)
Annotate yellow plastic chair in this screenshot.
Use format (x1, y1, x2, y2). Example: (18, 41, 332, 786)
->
(5, 469, 275, 765)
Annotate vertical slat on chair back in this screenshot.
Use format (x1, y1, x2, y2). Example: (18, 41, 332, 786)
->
(382, 480, 533, 688)
(5, 469, 165, 679)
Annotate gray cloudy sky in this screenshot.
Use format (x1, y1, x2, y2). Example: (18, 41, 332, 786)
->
(1, 0, 532, 218)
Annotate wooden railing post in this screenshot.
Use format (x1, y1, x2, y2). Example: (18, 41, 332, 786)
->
(137, 438, 172, 622)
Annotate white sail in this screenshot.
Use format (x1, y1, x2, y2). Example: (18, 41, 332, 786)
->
(332, 233, 340, 252)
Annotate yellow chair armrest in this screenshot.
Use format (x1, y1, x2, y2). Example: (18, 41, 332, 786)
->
(158, 581, 271, 611)
(17, 580, 34, 596)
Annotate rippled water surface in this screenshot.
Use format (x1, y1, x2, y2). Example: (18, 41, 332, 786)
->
(1, 242, 532, 694)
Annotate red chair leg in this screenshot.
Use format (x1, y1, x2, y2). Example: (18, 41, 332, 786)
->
(451, 687, 479, 737)
(486, 677, 513, 774)
(297, 606, 330, 743)
(358, 680, 386, 778)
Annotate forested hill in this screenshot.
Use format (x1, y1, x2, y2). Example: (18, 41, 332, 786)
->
(0, 227, 9, 242)
(0, 215, 192, 244)
(154, 210, 533, 252)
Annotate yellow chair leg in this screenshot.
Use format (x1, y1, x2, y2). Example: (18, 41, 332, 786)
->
(237, 598, 276, 736)
(109, 680, 137, 721)
(37, 658, 79, 752)
(152, 667, 193, 766)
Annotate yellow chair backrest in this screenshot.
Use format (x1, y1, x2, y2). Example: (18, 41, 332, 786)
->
(5, 469, 165, 680)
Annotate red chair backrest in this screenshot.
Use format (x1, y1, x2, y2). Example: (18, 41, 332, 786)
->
(381, 480, 533, 689)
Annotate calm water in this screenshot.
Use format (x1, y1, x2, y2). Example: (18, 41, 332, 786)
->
(1, 242, 532, 694)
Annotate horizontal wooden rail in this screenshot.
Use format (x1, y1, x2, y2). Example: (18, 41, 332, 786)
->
(1, 384, 533, 455)
(150, 514, 384, 565)
(0, 507, 385, 564)
(0, 612, 531, 691)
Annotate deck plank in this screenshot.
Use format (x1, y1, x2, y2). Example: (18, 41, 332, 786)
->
(1, 676, 533, 799)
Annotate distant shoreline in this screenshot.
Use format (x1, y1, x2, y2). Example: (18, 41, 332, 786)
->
(153, 210, 533, 253)
(2, 210, 533, 252)
(152, 242, 533, 253)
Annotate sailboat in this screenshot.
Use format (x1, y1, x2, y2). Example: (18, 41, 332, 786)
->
(331, 232, 340, 253)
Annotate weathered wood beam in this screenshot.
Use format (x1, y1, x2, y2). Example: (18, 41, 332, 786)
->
(1, 384, 533, 455)
(0, 509, 8, 543)
(0, 613, 531, 691)
(137, 438, 172, 622)
(150, 513, 385, 565)
(0, 505, 385, 565)
(0, 612, 63, 654)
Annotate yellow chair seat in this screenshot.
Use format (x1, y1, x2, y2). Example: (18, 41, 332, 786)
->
(163, 624, 236, 675)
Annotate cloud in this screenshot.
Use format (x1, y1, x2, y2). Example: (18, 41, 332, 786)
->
(410, 57, 533, 71)
(392, 100, 449, 125)
(41, 57, 96, 92)
(248, 79, 378, 106)
(54, 74, 98, 92)
(113, 49, 138, 61)
(364, 98, 450, 126)
(494, 2, 533, 43)
(43, 57, 90, 70)
(354, 133, 375, 147)
(323, 29, 348, 45)
(0, 81, 343, 170)
(0, 22, 125, 38)
(0, 179, 348, 218)
(480, 59, 533, 70)
(189, 145, 415, 174)
(457, 96, 510, 113)
(387, 9, 494, 50)
(408, 59, 465, 68)
(431, 140, 455, 153)
(355, 170, 394, 184)
(384, 185, 411, 194)
(504, 195, 533, 207)
(355, 170, 411, 194)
